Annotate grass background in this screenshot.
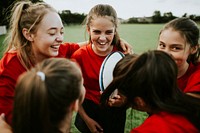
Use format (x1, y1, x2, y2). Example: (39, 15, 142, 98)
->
(0, 23, 181, 132)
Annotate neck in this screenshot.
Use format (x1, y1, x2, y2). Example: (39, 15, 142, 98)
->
(91, 44, 113, 56)
(59, 112, 72, 133)
(30, 51, 48, 65)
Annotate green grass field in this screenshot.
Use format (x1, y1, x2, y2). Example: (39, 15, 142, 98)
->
(0, 24, 163, 132)
(63, 24, 163, 54)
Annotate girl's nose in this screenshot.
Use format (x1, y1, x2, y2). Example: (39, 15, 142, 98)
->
(99, 34, 106, 41)
(56, 34, 64, 42)
(161, 48, 173, 57)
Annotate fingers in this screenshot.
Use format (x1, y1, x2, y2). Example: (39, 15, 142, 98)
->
(92, 124, 103, 133)
(95, 125, 103, 133)
(120, 42, 127, 52)
(100, 91, 103, 95)
(0, 113, 5, 120)
(107, 95, 126, 107)
(125, 45, 134, 54)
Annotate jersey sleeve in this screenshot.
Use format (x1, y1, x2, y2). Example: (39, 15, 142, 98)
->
(184, 69, 200, 93)
(58, 42, 80, 58)
(0, 53, 26, 125)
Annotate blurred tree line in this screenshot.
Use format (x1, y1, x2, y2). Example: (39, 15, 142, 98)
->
(0, 0, 199, 28)
(59, 10, 86, 25)
(0, 0, 86, 28)
(127, 10, 200, 24)
(0, 0, 43, 27)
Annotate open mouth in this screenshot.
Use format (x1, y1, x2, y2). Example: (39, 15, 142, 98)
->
(99, 42, 106, 45)
(50, 45, 60, 49)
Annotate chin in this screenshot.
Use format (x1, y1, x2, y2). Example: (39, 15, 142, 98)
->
(50, 52, 59, 57)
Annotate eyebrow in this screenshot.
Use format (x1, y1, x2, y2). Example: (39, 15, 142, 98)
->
(171, 44, 183, 47)
(48, 27, 64, 30)
(159, 41, 183, 46)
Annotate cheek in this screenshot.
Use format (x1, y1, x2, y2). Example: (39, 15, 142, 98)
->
(172, 53, 188, 66)
(79, 86, 86, 104)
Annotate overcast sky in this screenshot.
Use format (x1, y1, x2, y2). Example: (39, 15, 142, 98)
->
(44, 0, 200, 19)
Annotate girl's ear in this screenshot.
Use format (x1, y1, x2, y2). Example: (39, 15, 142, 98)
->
(190, 45, 199, 54)
(133, 97, 147, 111)
(70, 100, 79, 112)
(86, 26, 91, 35)
(22, 28, 34, 42)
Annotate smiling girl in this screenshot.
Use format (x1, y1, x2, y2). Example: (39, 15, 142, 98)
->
(0, 1, 82, 125)
(72, 4, 128, 133)
(157, 17, 200, 98)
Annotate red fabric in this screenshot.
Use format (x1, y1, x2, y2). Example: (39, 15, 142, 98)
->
(57, 42, 79, 58)
(178, 62, 200, 93)
(131, 111, 199, 133)
(71, 44, 118, 104)
(0, 52, 26, 125)
(0, 43, 79, 125)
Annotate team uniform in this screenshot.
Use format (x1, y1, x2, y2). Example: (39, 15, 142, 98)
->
(131, 111, 199, 133)
(72, 43, 126, 133)
(0, 42, 79, 125)
(178, 62, 200, 93)
(131, 63, 200, 133)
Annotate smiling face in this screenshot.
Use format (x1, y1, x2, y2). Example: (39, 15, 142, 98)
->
(30, 12, 64, 63)
(157, 28, 193, 76)
(87, 16, 115, 56)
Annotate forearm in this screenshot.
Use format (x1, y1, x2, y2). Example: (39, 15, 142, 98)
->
(78, 105, 90, 122)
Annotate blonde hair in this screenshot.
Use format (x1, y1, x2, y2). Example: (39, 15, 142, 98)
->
(4, 1, 57, 69)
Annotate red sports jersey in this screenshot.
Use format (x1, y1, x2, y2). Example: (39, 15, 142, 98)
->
(131, 111, 199, 133)
(0, 43, 79, 125)
(178, 62, 200, 93)
(71, 43, 118, 104)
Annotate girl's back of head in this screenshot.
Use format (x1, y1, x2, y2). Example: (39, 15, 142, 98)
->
(13, 58, 83, 133)
(105, 50, 200, 130)
(117, 50, 178, 108)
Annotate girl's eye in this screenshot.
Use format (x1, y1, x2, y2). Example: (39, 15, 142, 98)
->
(48, 31, 56, 36)
(159, 43, 165, 48)
(172, 47, 181, 50)
(49, 33, 55, 36)
(93, 30, 101, 34)
(106, 30, 114, 34)
(60, 31, 64, 35)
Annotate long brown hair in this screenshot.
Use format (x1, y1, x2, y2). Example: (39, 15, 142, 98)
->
(101, 50, 200, 130)
(12, 58, 82, 133)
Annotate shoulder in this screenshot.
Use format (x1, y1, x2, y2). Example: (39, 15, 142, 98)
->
(71, 44, 90, 57)
(58, 42, 80, 58)
(131, 112, 197, 133)
(0, 52, 20, 70)
(0, 52, 26, 81)
(186, 62, 200, 82)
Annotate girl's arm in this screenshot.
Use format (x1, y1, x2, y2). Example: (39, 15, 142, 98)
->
(0, 114, 12, 133)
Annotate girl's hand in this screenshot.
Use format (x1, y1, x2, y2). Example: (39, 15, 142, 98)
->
(85, 117, 103, 133)
(0, 113, 12, 133)
(107, 93, 127, 107)
(119, 38, 133, 54)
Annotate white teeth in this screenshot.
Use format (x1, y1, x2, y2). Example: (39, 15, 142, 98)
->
(51, 45, 59, 49)
(100, 42, 106, 45)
